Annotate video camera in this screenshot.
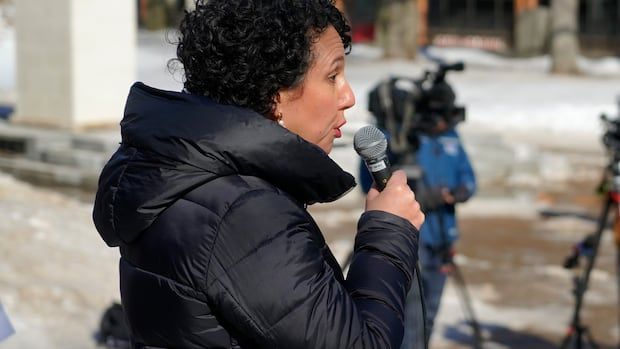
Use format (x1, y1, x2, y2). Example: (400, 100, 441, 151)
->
(596, 98, 620, 201)
(601, 97, 620, 160)
(367, 61, 466, 154)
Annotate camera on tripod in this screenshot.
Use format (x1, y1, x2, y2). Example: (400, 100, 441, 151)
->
(598, 99, 620, 197)
(559, 95, 620, 349)
(601, 99, 620, 161)
(367, 61, 466, 154)
(563, 100, 620, 270)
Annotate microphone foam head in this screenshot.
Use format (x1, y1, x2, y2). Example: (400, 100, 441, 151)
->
(354, 125, 387, 160)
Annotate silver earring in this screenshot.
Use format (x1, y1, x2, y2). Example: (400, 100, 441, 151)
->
(277, 112, 285, 127)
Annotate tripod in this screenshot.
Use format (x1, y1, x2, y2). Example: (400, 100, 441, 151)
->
(560, 174, 620, 349)
(446, 256, 483, 349)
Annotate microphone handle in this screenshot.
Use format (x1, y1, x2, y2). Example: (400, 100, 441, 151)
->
(364, 155, 392, 192)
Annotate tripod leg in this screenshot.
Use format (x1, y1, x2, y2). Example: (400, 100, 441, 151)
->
(614, 207, 620, 349)
(583, 326, 600, 349)
(559, 327, 574, 349)
(559, 197, 613, 349)
(451, 263, 483, 349)
(617, 243, 620, 349)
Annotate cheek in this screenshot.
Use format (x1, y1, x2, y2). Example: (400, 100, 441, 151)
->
(312, 104, 335, 135)
(288, 88, 339, 144)
(314, 94, 338, 123)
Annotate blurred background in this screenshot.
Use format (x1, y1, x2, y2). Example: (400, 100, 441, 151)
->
(0, 0, 619, 348)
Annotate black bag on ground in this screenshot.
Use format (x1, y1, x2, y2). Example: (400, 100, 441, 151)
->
(94, 302, 131, 349)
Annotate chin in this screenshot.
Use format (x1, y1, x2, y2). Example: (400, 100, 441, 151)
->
(316, 137, 335, 154)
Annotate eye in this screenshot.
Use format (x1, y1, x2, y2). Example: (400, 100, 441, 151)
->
(328, 73, 337, 82)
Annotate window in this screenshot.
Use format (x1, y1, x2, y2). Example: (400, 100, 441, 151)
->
(429, 0, 513, 31)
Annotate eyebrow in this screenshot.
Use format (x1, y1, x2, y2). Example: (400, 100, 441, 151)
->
(329, 56, 344, 69)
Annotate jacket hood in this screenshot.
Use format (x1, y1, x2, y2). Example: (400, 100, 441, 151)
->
(93, 82, 356, 247)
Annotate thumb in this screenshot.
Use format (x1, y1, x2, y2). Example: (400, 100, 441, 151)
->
(385, 170, 407, 188)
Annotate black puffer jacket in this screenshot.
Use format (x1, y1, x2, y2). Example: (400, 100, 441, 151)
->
(93, 82, 419, 349)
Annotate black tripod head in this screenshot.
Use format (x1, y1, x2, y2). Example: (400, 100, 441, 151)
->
(601, 114, 620, 161)
(599, 103, 620, 199)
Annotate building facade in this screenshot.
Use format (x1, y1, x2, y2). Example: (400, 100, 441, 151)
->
(346, 0, 620, 56)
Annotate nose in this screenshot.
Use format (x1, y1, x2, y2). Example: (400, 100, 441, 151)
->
(340, 79, 356, 110)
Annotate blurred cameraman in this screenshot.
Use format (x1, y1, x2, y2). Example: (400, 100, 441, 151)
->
(359, 66, 477, 348)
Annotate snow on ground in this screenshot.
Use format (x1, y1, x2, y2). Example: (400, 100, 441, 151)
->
(343, 44, 620, 142)
(421, 46, 620, 78)
(0, 172, 118, 349)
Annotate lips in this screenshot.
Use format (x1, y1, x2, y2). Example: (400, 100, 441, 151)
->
(334, 119, 346, 138)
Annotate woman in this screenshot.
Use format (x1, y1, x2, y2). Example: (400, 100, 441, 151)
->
(93, 1, 424, 348)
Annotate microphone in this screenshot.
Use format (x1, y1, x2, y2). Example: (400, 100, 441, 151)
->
(354, 125, 391, 191)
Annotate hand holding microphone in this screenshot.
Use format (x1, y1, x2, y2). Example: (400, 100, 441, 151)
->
(366, 171, 424, 229)
(354, 125, 424, 230)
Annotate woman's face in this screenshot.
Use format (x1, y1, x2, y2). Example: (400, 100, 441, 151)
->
(276, 26, 355, 154)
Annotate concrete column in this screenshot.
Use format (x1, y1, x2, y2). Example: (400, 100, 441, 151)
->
(514, 7, 550, 56)
(185, 0, 195, 11)
(15, 0, 136, 129)
(550, 0, 579, 74)
(376, 0, 418, 59)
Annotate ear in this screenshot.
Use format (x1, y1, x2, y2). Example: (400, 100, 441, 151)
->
(274, 85, 301, 121)
(276, 88, 295, 104)
(272, 92, 283, 119)
(274, 89, 292, 116)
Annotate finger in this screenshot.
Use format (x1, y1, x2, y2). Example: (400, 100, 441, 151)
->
(412, 199, 420, 212)
(417, 212, 425, 227)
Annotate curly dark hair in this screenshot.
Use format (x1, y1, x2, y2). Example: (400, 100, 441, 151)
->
(174, 0, 351, 120)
